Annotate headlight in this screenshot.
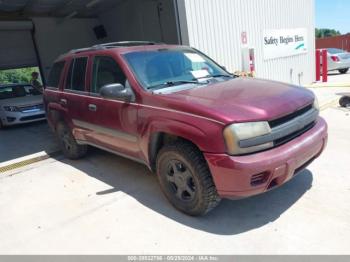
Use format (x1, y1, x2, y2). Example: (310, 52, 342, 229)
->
(313, 97, 319, 111)
(3, 106, 19, 112)
(223, 121, 273, 155)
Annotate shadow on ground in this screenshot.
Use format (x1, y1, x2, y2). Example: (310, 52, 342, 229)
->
(328, 71, 348, 76)
(59, 147, 313, 235)
(0, 121, 59, 163)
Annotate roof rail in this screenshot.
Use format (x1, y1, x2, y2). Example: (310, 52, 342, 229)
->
(68, 47, 99, 54)
(94, 41, 161, 48)
(68, 41, 163, 54)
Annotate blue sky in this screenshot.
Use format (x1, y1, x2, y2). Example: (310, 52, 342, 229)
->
(316, 0, 350, 34)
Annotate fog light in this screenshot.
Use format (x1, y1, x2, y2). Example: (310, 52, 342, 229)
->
(250, 172, 269, 186)
(6, 117, 16, 123)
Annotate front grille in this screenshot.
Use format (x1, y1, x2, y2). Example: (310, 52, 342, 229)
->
(19, 104, 44, 113)
(20, 114, 45, 121)
(238, 103, 318, 152)
(274, 121, 316, 147)
(268, 103, 317, 148)
(269, 104, 313, 128)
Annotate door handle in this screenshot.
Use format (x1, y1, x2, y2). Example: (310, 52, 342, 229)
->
(88, 104, 97, 112)
(60, 98, 67, 106)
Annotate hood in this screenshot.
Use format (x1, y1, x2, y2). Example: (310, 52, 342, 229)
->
(163, 78, 314, 124)
(0, 95, 43, 107)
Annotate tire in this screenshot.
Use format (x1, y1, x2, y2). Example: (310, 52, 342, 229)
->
(56, 122, 88, 159)
(156, 142, 221, 216)
(338, 68, 349, 74)
(339, 96, 350, 107)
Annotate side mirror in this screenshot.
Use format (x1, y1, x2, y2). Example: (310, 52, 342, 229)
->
(99, 83, 133, 101)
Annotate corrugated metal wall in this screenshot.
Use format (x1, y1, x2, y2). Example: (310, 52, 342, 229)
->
(181, 0, 315, 85)
(316, 35, 350, 52)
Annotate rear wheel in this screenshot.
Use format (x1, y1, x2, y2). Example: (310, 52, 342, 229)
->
(56, 122, 88, 159)
(339, 68, 349, 74)
(339, 96, 350, 107)
(156, 142, 221, 216)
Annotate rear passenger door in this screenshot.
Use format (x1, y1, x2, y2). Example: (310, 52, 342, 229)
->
(81, 55, 140, 160)
(61, 56, 89, 132)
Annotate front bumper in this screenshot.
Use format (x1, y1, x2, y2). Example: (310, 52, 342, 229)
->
(0, 110, 46, 126)
(204, 117, 328, 199)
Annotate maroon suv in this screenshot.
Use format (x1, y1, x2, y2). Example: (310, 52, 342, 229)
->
(44, 41, 328, 216)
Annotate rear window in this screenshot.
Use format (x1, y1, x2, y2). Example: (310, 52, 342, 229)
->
(65, 57, 88, 92)
(0, 85, 41, 100)
(47, 61, 65, 88)
(327, 48, 345, 54)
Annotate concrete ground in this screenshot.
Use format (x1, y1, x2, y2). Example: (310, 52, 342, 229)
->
(328, 70, 350, 83)
(0, 105, 349, 254)
(305, 70, 350, 110)
(0, 121, 59, 164)
(309, 86, 350, 110)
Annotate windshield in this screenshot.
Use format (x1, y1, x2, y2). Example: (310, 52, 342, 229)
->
(327, 48, 345, 54)
(123, 48, 231, 90)
(0, 85, 41, 100)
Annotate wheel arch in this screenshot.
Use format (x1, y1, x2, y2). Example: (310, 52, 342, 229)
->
(144, 119, 223, 172)
(46, 103, 68, 131)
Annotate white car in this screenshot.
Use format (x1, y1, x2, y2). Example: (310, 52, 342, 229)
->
(327, 48, 350, 74)
(0, 84, 45, 128)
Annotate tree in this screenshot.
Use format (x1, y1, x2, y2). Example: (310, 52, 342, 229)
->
(316, 28, 341, 38)
(0, 67, 39, 84)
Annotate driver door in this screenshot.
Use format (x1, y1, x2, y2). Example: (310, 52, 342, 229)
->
(81, 55, 141, 160)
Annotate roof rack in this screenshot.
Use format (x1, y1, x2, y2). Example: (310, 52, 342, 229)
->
(69, 41, 163, 54)
(94, 41, 160, 47)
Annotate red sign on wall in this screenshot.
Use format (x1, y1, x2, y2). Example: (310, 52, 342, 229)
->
(241, 31, 247, 44)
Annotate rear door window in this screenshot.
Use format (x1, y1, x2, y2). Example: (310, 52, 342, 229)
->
(65, 57, 88, 92)
(47, 61, 65, 88)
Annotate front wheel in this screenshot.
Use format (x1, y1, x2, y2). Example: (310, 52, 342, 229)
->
(56, 122, 88, 159)
(339, 68, 349, 74)
(156, 142, 221, 216)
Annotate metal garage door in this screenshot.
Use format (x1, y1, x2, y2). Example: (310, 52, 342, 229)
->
(0, 21, 37, 70)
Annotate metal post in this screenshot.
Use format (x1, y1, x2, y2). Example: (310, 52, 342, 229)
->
(30, 21, 46, 87)
(322, 49, 328, 82)
(316, 49, 321, 81)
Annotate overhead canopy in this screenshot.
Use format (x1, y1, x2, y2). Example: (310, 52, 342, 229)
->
(0, 0, 124, 71)
(0, 21, 37, 70)
(0, 0, 121, 18)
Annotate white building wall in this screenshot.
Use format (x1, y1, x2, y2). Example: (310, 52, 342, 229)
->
(180, 0, 315, 85)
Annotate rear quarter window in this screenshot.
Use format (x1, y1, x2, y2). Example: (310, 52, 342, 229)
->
(65, 57, 88, 92)
(47, 61, 65, 88)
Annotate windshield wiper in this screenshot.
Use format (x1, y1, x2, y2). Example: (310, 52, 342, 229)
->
(194, 74, 233, 80)
(148, 80, 204, 90)
(211, 74, 233, 78)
